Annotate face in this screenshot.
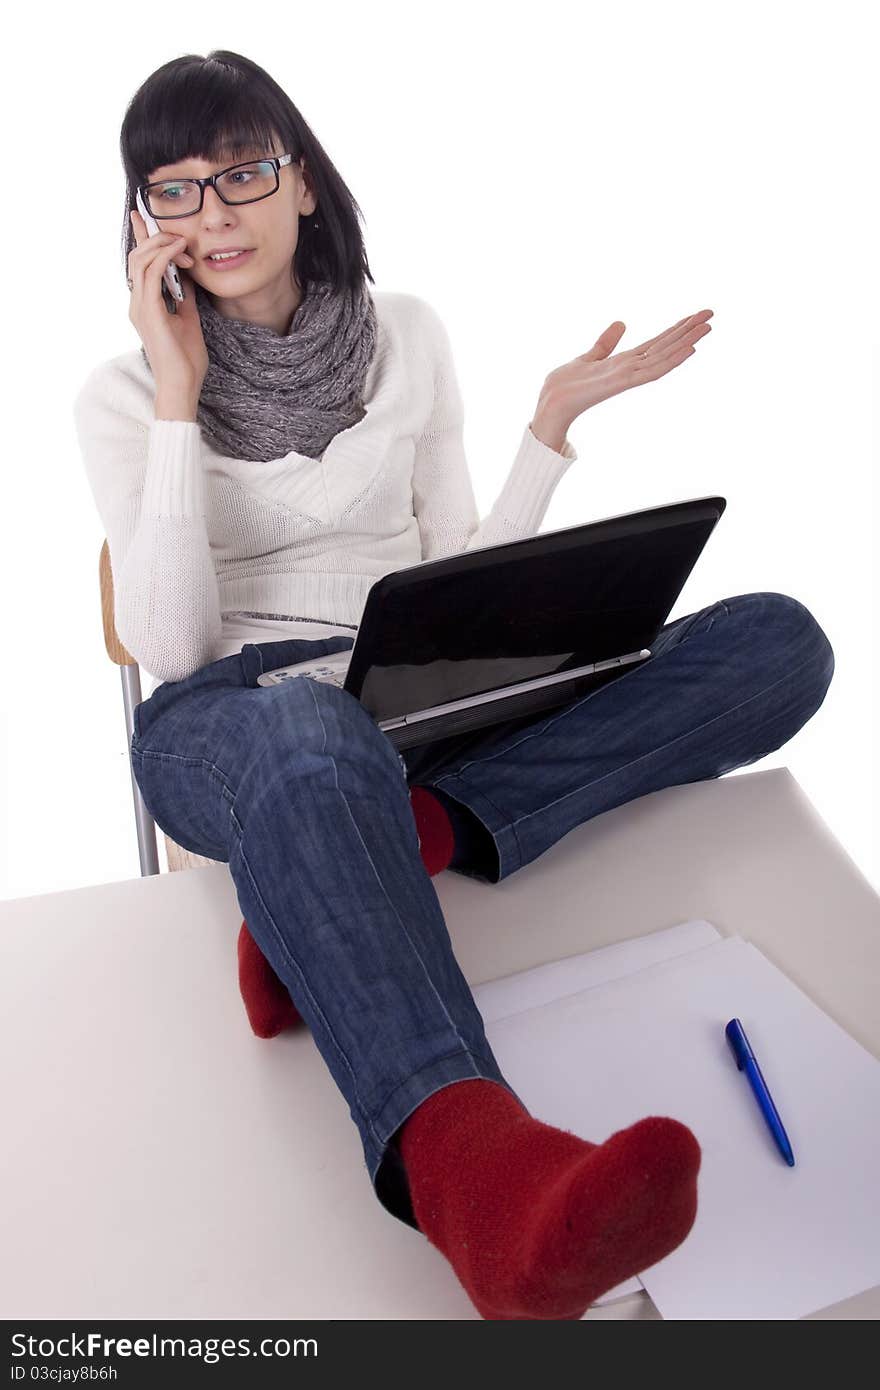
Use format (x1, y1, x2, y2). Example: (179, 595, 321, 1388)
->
(144, 131, 317, 331)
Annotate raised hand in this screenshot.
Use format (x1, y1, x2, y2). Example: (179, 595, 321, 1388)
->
(533, 310, 714, 444)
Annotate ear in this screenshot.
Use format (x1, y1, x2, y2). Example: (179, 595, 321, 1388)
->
(298, 158, 318, 217)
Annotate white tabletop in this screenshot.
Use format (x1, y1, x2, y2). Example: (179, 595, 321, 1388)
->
(2, 767, 878, 1320)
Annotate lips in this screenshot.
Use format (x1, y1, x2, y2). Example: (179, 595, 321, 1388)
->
(204, 247, 253, 259)
(202, 248, 257, 273)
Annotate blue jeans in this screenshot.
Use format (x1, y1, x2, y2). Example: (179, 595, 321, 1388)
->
(129, 592, 834, 1230)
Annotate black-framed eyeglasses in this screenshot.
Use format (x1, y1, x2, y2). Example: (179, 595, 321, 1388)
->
(138, 153, 295, 219)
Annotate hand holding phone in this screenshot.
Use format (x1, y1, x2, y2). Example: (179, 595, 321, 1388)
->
(135, 188, 186, 311)
(128, 204, 209, 403)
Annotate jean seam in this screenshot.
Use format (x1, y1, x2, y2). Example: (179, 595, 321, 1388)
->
(508, 642, 830, 833)
(441, 781, 523, 867)
(227, 808, 376, 1135)
(131, 748, 237, 805)
(429, 634, 685, 867)
(304, 679, 481, 1155)
(373, 1059, 523, 1154)
(371, 1048, 485, 1136)
(431, 599, 823, 856)
(433, 605, 723, 787)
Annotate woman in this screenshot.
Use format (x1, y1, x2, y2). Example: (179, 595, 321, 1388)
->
(74, 49, 835, 1320)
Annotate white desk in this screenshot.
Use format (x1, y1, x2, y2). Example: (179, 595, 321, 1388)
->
(2, 768, 879, 1320)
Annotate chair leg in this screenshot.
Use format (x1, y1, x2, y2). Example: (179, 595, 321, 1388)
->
(121, 661, 161, 877)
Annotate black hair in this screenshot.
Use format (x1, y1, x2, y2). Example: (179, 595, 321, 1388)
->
(119, 50, 374, 295)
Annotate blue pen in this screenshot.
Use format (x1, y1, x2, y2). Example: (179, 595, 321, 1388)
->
(725, 1018, 796, 1166)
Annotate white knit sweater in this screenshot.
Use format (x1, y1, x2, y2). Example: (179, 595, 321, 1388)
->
(74, 290, 578, 696)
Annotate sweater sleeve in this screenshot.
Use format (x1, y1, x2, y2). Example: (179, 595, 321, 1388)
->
(411, 302, 578, 562)
(73, 359, 222, 685)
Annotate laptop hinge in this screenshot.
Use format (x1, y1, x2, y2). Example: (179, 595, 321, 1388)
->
(377, 649, 651, 731)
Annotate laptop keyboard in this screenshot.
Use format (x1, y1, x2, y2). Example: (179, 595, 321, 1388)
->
(269, 667, 348, 688)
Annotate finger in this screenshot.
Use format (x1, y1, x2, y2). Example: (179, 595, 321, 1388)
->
(130, 236, 188, 291)
(631, 324, 711, 379)
(629, 309, 713, 358)
(578, 320, 626, 362)
(628, 313, 690, 356)
(627, 311, 708, 358)
(628, 347, 693, 386)
(129, 208, 147, 247)
(128, 219, 189, 264)
(647, 320, 713, 364)
(144, 236, 188, 276)
(625, 312, 711, 364)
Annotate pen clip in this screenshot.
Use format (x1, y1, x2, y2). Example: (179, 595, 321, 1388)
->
(725, 1017, 753, 1071)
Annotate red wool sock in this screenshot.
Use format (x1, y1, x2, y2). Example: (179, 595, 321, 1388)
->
(237, 920, 304, 1038)
(237, 786, 456, 1038)
(396, 1078, 702, 1320)
(408, 785, 456, 876)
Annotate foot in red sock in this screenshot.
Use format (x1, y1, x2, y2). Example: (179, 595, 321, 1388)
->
(409, 786, 455, 876)
(397, 1078, 701, 1320)
(237, 921, 304, 1038)
(237, 788, 456, 1038)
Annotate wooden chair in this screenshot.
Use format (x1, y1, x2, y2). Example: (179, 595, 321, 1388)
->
(99, 539, 217, 877)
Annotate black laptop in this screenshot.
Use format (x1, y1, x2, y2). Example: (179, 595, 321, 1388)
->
(256, 495, 727, 751)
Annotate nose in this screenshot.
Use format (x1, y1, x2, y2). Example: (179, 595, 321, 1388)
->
(204, 181, 233, 211)
(200, 181, 243, 228)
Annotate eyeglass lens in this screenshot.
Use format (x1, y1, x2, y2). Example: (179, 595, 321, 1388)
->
(144, 161, 278, 217)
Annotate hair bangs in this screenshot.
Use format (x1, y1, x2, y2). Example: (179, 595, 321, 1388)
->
(125, 64, 288, 182)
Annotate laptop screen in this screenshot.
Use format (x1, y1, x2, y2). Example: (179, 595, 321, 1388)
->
(345, 497, 726, 722)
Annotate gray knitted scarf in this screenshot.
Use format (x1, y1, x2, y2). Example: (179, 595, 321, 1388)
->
(140, 275, 378, 462)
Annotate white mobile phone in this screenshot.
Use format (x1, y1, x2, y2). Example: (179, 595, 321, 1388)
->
(135, 188, 185, 312)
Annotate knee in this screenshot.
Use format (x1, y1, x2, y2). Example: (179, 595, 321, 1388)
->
(245, 676, 405, 781)
(725, 591, 835, 693)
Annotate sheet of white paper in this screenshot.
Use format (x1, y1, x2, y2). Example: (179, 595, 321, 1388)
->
(472, 919, 723, 1307)
(473, 919, 722, 1025)
(481, 936, 880, 1320)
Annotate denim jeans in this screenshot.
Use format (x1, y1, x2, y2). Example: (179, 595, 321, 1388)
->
(129, 591, 835, 1230)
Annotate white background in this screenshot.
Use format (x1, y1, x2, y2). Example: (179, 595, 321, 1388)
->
(0, 0, 876, 900)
